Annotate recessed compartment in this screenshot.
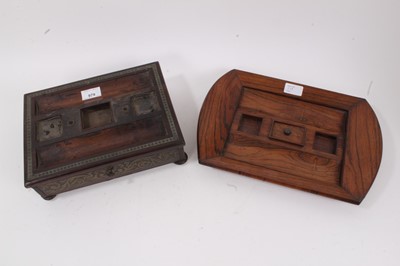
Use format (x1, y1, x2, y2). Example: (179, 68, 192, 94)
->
(131, 91, 160, 115)
(36, 117, 63, 142)
(313, 133, 337, 154)
(238, 114, 262, 135)
(81, 102, 113, 129)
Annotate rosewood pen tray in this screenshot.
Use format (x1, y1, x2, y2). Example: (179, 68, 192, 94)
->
(198, 70, 382, 204)
(24, 62, 187, 200)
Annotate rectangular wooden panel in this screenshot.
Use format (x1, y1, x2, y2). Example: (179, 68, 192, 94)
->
(226, 88, 346, 185)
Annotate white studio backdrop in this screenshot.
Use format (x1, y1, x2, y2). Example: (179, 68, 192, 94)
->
(0, 1, 399, 265)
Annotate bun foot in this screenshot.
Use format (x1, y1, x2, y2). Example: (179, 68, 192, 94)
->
(175, 152, 188, 165)
(43, 195, 56, 200)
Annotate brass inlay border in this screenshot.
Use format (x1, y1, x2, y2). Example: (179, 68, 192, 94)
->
(25, 63, 179, 181)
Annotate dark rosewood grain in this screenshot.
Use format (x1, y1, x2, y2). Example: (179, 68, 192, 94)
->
(198, 70, 382, 204)
(24, 62, 187, 200)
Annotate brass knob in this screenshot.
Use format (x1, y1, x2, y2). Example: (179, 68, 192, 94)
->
(283, 128, 292, 136)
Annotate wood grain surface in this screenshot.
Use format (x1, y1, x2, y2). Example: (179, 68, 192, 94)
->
(198, 70, 382, 204)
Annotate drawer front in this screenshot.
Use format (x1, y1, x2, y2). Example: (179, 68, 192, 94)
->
(269, 120, 306, 146)
(33, 147, 184, 199)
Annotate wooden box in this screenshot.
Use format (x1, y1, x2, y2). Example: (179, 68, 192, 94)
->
(198, 70, 382, 204)
(24, 62, 187, 200)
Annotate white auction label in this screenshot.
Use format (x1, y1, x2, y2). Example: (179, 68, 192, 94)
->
(81, 87, 102, 101)
(284, 83, 303, 96)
